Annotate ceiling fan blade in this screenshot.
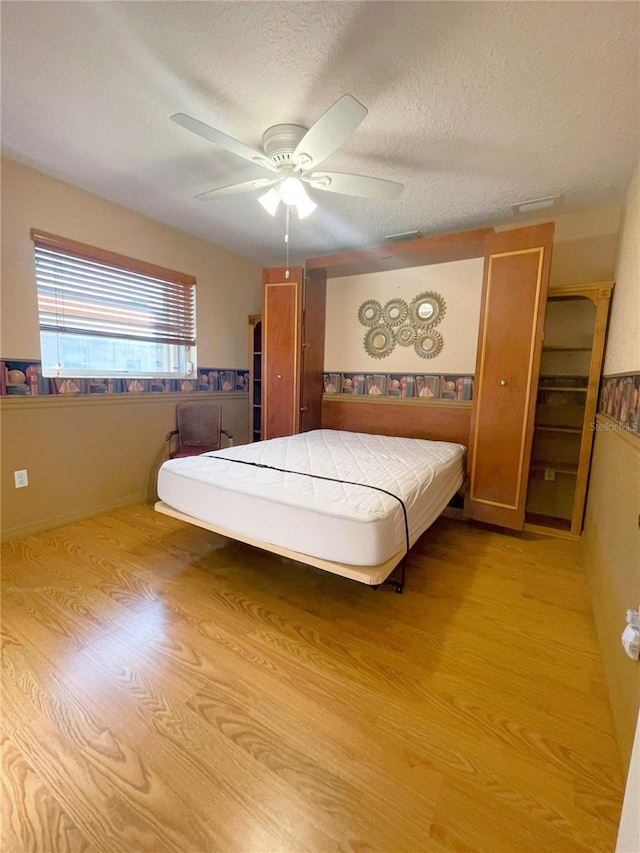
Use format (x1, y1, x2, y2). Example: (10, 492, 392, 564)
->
(195, 177, 278, 201)
(171, 113, 277, 172)
(293, 95, 368, 170)
(306, 171, 404, 200)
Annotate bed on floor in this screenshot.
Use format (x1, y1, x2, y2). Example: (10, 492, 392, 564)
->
(155, 429, 466, 591)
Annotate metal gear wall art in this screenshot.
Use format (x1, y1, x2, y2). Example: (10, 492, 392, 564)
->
(358, 290, 446, 359)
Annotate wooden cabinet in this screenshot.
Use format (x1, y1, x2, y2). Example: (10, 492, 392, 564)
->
(525, 281, 613, 536)
(262, 267, 302, 439)
(261, 266, 326, 440)
(248, 314, 262, 442)
(465, 223, 554, 529)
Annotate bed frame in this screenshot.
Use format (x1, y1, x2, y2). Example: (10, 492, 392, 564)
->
(154, 500, 407, 592)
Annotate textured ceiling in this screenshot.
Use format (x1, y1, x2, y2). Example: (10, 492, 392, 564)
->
(2, 1, 638, 266)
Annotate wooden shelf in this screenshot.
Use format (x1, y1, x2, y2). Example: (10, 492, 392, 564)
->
(535, 424, 582, 434)
(525, 512, 572, 531)
(524, 512, 580, 539)
(538, 385, 588, 392)
(530, 460, 579, 475)
(542, 346, 592, 352)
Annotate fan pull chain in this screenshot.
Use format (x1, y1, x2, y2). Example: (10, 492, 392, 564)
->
(284, 206, 290, 279)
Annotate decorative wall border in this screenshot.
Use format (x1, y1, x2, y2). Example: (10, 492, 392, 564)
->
(598, 372, 640, 435)
(323, 372, 474, 401)
(0, 359, 250, 397)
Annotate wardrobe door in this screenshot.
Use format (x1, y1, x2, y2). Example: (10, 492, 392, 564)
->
(300, 267, 326, 433)
(262, 267, 303, 439)
(465, 223, 554, 529)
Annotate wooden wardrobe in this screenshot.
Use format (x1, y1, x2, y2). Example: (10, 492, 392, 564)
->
(261, 266, 326, 440)
(465, 223, 555, 529)
(260, 226, 575, 537)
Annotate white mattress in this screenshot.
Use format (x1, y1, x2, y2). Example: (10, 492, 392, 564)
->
(157, 429, 465, 567)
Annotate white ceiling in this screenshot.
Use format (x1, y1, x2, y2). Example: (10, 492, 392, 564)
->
(2, 1, 638, 266)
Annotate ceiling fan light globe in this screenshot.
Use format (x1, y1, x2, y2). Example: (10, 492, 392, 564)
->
(280, 176, 306, 205)
(296, 194, 317, 220)
(258, 187, 281, 216)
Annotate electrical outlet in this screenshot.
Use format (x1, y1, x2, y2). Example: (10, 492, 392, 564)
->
(544, 468, 556, 482)
(14, 469, 29, 488)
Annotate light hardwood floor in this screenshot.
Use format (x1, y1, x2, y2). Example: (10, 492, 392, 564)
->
(1, 504, 623, 852)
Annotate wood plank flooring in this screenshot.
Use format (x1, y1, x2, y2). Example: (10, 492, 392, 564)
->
(1, 504, 623, 852)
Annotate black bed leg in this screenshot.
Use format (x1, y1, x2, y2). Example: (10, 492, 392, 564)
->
(382, 556, 406, 594)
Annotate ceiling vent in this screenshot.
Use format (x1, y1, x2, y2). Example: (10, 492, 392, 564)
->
(512, 196, 559, 214)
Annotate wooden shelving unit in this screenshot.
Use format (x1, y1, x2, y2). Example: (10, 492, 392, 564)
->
(524, 281, 613, 537)
(248, 314, 262, 442)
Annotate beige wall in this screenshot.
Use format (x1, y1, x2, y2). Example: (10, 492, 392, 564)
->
(498, 203, 621, 287)
(325, 258, 484, 373)
(604, 169, 640, 374)
(1, 156, 261, 537)
(583, 163, 640, 772)
(1, 157, 261, 364)
(0, 394, 247, 539)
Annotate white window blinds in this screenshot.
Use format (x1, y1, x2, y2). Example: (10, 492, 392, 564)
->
(32, 230, 196, 347)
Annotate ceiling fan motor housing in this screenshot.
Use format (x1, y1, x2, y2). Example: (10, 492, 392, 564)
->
(262, 124, 307, 169)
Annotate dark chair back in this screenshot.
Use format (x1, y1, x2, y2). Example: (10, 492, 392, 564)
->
(166, 402, 232, 458)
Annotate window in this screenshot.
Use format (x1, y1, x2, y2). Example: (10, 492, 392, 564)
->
(31, 230, 196, 378)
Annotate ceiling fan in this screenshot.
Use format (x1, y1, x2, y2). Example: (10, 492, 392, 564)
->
(171, 94, 404, 219)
